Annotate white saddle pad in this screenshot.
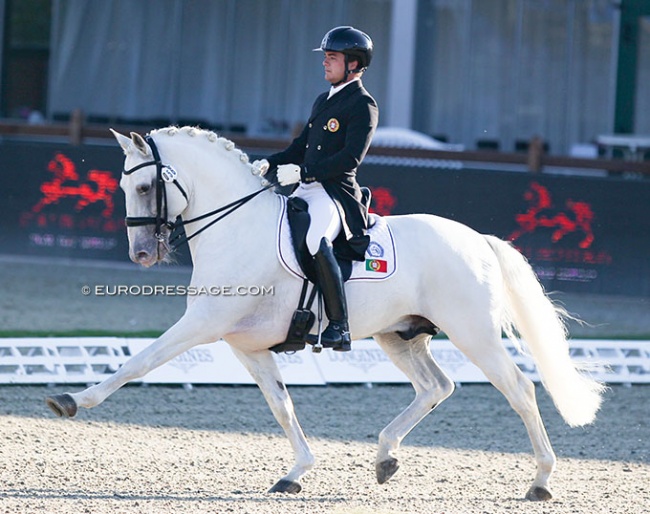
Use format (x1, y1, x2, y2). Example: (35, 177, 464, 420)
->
(276, 196, 397, 282)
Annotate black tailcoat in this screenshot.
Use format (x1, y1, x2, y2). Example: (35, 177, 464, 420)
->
(267, 80, 379, 261)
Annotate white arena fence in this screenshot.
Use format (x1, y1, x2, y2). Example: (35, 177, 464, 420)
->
(0, 337, 648, 386)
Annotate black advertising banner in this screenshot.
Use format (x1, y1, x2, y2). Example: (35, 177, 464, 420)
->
(0, 141, 648, 296)
(0, 141, 129, 261)
(360, 164, 650, 297)
(0, 141, 193, 265)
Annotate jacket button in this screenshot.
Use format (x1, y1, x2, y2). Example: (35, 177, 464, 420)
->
(317, 145, 321, 150)
(309, 123, 313, 128)
(306, 144, 309, 148)
(323, 125, 327, 130)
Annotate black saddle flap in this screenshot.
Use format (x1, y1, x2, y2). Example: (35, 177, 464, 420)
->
(287, 197, 317, 283)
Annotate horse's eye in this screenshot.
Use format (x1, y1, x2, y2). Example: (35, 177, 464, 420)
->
(137, 182, 152, 195)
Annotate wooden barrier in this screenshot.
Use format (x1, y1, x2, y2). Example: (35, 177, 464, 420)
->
(1, 119, 649, 176)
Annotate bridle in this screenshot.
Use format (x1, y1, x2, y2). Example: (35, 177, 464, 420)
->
(122, 135, 275, 249)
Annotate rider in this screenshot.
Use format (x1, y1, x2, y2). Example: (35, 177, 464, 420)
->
(252, 26, 378, 352)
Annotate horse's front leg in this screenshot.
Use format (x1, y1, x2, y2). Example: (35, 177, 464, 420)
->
(46, 311, 219, 417)
(230, 347, 314, 494)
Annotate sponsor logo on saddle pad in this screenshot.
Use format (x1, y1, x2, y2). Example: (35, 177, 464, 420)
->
(366, 241, 384, 258)
(365, 259, 387, 273)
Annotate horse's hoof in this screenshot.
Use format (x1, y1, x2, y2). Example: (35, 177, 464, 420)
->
(376, 457, 399, 484)
(46, 394, 78, 418)
(525, 485, 553, 501)
(268, 479, 302, 494)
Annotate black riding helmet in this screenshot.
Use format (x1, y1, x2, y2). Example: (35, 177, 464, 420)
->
(314, 26, 373, 77)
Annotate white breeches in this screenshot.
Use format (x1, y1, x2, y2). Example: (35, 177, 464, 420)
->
(291, 182, 342, 255)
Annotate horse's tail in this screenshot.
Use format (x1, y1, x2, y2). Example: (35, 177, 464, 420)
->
(484, 235, 605, 427)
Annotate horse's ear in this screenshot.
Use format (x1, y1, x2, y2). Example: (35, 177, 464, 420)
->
(110, 128, 133, 154)
(130, 132, 151, 157)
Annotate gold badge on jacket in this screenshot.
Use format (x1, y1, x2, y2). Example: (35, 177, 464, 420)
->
(327, 118, 340, 132)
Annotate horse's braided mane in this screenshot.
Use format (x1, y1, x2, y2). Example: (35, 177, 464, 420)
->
(148, 125, 252, 168)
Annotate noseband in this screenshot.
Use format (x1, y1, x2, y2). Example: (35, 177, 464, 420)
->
(122, 135, 275, 249)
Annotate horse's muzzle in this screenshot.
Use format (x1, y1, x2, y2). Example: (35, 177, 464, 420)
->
(129, 232, 167, 267)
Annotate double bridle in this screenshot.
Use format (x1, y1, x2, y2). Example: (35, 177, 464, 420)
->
(122, 135, 275, 249)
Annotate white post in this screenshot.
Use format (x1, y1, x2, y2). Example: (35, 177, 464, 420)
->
(385, 0, 418, 128)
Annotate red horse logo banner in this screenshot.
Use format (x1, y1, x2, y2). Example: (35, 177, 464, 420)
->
(509, 182, 594, 249)
(32, 153, 118, 217)
(369, 186, 397, 216)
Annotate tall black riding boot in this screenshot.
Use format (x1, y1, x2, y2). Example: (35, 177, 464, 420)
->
(314, 237, 352, 352)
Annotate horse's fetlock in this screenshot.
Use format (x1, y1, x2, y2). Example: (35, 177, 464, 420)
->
(538, 454, 557, 474)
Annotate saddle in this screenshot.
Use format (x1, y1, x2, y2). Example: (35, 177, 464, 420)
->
(270, 188, 373, 354)
(284, 195, 362, 284)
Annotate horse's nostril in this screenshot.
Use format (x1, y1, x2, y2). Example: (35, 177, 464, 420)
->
(136, 251, 150, 262)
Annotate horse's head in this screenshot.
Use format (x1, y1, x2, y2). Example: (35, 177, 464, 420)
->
(111, 129, 189, 267)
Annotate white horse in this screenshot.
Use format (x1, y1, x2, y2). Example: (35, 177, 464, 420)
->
(46, 126, 604, 500)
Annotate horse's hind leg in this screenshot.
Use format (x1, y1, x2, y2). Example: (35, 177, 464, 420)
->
(373, 332, 455, 485)
(448, 327, 556, 501)
(230, 348, 314, 494)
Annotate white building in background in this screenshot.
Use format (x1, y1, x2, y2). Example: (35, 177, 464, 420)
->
(1, 0, 649, 155)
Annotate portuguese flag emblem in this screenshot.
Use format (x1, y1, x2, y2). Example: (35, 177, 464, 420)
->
(365, 259, 388, 272)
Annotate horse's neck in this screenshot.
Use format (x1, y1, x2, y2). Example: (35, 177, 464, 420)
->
(187, 192, 281, 284)
(152, 130, 281, 277)
(168, 146, 280, 273)
(186, 188, 279, 253)
(182, 157, 258, 215)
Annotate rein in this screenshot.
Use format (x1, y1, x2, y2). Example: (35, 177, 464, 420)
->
(123, 135, 276, 249)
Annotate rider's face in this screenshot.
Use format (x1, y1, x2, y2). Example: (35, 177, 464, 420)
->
(323, 51, 347, 84)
